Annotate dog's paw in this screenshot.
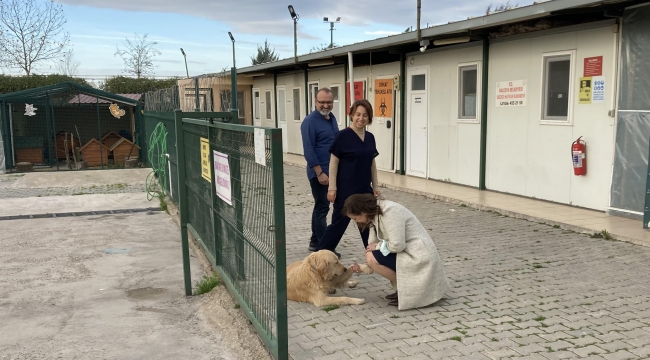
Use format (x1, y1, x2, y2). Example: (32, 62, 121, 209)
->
(346, 280, 358, 288)
(352, 298, 365, 305)
(328, 288, 337, 294)
(358, 264, 374, 274)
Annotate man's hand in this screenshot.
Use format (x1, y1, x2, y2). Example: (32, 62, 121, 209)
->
(317, 172, 329, 186)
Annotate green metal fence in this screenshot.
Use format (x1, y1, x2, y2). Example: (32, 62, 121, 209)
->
(174, 110, 288, 360)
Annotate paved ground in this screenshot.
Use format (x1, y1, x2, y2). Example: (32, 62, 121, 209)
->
(0, 169, 149, 199)
(283, 164, 650, 360)
(0, 168, 270, 360)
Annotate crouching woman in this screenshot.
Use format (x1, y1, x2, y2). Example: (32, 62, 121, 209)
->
(344, 194, 451, 310)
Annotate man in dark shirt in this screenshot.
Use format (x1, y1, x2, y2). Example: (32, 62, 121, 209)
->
(300, 88, 339, 252)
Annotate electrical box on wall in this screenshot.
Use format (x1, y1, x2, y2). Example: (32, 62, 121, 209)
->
(393, 76, 400, 91)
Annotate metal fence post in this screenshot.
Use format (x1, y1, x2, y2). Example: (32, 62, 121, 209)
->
(174, 109, 193, 296)
(96, 97, 104, 170)
(230, 109, 245, 280)
(269, 128, 288, 360)
(195, 78, 200, 112)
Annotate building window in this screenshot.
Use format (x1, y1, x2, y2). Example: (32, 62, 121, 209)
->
(542, 53, 573, 121)
(253, 90, 260, 121)
(331, 85, 341, 125)
(265, 90, 272, 121)
(293, 88, 301, 121)
(411, 74, 426, 91)
(237, 91, 245, 119)
(219, 90, 245, 119)
(308, 82, 319, 111)
(458, 64, 478, 120)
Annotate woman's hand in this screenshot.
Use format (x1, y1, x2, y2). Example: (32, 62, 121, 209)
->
(327, 190, 337, 203)
(374, 190, 381, 197)
(350, 263, 361, 273)
(365, 243, 378, 253)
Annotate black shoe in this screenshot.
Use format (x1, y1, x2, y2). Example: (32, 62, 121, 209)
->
(308, 241, 318, 252)
(388, 299, 399, 307)
(385, 292, 398, 300)
(334, 251, 341, 259)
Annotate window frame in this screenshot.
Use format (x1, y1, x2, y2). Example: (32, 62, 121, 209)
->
(307, 81, 319, 112)
(330, 84, 342, 126)
(540, 50, 576, 125)
(292, 87, 302, 122)
(457, 62, 481, 123)
(265, 90, 273, 122)
(252, 88, 261, 123)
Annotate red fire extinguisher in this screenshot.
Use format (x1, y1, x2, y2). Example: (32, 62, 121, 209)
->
(572, 136, 587, 176)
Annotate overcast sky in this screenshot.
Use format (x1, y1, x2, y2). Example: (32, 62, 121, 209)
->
(5, 0, 535, 78)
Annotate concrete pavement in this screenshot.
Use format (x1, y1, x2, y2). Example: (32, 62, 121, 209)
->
(282, 163, 650, 360)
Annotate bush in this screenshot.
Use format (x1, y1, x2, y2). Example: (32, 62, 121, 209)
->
(0, 74, 88, 94)
(102, 76, 178, 94)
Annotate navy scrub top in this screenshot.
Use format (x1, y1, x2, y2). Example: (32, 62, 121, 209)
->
(329, 127, 379, 199)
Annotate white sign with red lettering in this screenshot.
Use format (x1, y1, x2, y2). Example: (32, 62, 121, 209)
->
(496, 80, 527, 107)
(213, 150, 232, 206)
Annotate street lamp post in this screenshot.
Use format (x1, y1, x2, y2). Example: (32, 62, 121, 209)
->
(323, 17, 341, 48)
(288, 5, 299, 63)
(227, 31, 238, 119)
(180, 48, 189, 78)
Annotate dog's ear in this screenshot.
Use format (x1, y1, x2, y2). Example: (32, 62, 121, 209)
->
(307, 252, 328, 278)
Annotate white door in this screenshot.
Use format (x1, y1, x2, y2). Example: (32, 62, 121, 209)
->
(369, 76, 397, 171)
(277, 87, 288, 153)
(406, 67, 428, 177)
(253, 89, 261, 126)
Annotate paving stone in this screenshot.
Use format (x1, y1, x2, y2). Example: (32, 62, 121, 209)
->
(278, 165, 650, 360)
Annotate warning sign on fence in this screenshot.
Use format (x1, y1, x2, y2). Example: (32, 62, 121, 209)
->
(213, 150, 232, 206)
(200, 137, 211, 182)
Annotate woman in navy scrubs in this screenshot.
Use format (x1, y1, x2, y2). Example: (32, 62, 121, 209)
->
(315, 99, 381, 255)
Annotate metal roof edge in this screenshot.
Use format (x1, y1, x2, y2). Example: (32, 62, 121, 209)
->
(237, 0, 606, 74)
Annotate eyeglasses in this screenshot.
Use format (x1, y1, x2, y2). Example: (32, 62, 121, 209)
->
(316, 100, 333, 105)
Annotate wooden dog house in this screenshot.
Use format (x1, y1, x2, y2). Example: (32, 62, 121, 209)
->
(80, 138, 109, 167)
(101, 131, 123, 149)
(109, 137, 140, 165)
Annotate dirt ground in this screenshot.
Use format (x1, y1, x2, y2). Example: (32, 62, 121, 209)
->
(0, 169, 272, 360)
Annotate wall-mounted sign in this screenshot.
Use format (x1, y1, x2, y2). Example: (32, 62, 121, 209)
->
(578, 76, 605, 104)
(24, 104, 37, 116)
(374, 79, 394, 117)
(496, 80, 527, 107)
(584, 56, 603, 77)
(200, 137, 211, 182)
(579, 77, 592, 104)
(345, 81, 365, 111)
(213, 150, 232, 206)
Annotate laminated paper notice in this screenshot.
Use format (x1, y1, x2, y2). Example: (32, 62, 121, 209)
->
(200, 137, 211, 182)
(213, 150, 232, 206)
(496, 80, 527, 107)
(254, 128, 266, 166)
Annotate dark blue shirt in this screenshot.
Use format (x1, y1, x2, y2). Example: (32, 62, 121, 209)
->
(329, 128, 378, 199)
(300, 110, 339, 179)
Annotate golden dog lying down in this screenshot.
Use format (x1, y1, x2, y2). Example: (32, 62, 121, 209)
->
(286, 250, 374, 306)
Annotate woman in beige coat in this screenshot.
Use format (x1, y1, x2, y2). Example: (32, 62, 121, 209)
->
(345, 194, 450, 310)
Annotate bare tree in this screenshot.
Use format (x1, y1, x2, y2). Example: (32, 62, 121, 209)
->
(114, 33, 161, 78)
(55, 49, 79, 76)
(0, 0, 70, 75)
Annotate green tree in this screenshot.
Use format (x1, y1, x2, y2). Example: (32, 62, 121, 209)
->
(0, 0, 70, 75)
(250, 40, 279, 65)
(486, 1, 517, 15)
(0, 74, 87, 94)
(115, 34, 161, 78)
(102, 76, 177, 94)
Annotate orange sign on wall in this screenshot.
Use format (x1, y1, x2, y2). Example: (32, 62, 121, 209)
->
(345, 81, 365, 112)
(373, 79, 394, 117)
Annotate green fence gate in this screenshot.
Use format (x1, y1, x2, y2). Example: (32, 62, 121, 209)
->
(174, 109, 288, 360)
